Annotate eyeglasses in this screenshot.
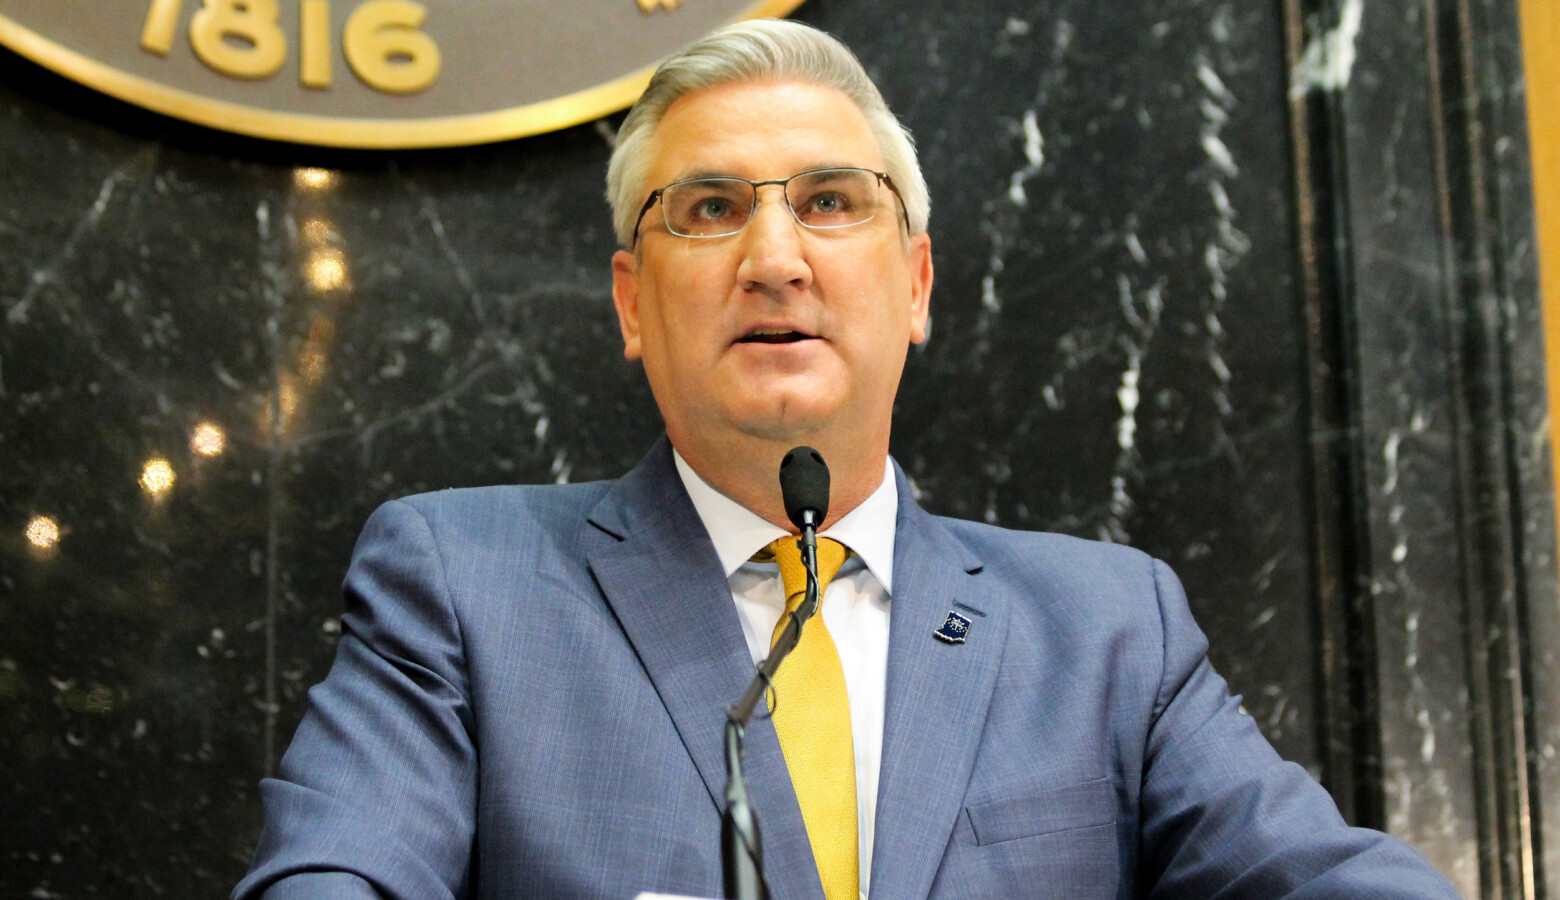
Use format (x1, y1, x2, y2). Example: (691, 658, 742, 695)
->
(630, 166, 910, 247)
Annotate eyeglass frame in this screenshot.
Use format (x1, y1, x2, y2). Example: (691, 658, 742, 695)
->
(629, 166, 912, 248)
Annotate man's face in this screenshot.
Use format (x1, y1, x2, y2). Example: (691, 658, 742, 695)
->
(611, 80, 933, 455)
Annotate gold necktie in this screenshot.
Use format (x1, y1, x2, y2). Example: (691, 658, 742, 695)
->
(762, 535, 857, 900)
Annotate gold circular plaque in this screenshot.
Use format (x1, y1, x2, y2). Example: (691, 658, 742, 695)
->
(0, 0, 808, 148)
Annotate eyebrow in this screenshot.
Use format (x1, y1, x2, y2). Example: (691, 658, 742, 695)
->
(671, 168, 732, 182)
(667, 163, 870, 183)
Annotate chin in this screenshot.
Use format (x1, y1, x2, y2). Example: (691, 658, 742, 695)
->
(734, 423, 815, 444)
(713, 390, 843, 442)
(728, 408, 832, 443)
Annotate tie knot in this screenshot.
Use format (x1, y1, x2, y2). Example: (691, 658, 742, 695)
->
(763, 536, 849, 613)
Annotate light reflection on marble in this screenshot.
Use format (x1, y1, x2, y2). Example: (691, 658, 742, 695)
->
(25, 515, 60, 550)
(139, 457, 176, 495)
(191, 421, 226, 456)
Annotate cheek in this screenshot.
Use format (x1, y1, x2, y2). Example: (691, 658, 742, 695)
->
(838, 274, 916, 340)
(646, 260, 730, 330)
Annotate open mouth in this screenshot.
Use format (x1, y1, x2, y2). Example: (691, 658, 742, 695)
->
(737, 327, 814, 345)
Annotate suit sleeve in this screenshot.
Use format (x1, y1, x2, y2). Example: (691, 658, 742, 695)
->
(1138, 558, 1462, 899)
(232, 500, 477, 900)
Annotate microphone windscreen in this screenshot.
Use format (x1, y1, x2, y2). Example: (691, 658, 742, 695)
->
(779, 446, 830, 531)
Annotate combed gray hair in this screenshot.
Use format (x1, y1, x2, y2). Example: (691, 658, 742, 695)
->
(605, 18, 930, 249)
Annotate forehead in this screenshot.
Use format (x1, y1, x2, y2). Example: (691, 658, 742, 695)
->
(646, 80, 885, 185)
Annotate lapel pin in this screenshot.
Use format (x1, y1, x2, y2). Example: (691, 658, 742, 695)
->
(934, 610, 972, 644)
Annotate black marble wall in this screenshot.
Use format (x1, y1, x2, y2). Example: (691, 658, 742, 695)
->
(0, 0, 1552, 897)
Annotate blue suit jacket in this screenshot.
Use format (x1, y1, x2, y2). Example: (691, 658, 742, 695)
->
(235, 439, 1459, 899)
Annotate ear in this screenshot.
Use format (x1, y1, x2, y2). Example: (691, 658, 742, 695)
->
(906, 232, 934, 344)
(611, 250, 644, 360)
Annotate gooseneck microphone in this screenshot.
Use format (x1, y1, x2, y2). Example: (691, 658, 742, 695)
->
(721, 447, 831, 900)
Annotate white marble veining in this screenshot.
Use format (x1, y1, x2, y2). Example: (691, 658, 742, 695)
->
(1290, 0, 1364, 98)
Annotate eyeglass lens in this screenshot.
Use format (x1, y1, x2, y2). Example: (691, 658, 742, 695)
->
(661, 168, 883, 238)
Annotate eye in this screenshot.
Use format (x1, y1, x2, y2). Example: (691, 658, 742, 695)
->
(664, 179, 751, 235)
(794, 188, 861, 225)
(789, 169, 878, 228)
(691, 196, 734, 221)
(808, 192, 846, 214)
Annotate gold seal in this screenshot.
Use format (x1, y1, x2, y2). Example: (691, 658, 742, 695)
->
(0, 0, 807, 148)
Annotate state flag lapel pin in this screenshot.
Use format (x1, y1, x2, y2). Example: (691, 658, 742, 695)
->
(934, 610, 972, 644)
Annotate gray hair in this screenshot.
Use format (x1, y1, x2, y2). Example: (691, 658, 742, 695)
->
(605, 18, 930, 249)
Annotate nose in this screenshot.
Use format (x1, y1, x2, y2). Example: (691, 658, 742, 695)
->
(736, 184, 812, 294)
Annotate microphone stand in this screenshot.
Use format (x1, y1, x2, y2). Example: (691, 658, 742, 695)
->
(721, 512, 821, 900)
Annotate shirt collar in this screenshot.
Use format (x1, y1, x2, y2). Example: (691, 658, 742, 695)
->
(672, 449, 898, 594)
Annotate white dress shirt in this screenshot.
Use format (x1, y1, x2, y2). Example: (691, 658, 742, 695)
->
(672, 451, 896, 899)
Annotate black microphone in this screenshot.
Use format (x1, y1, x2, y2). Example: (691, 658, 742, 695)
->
(720, 446, 832, 900)
(779, 446, 830, 533)
(776, 445, 829, 633)
(778, 446, 828, 627)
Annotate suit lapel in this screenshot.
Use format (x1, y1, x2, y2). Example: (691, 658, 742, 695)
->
(869, 471, 1007, 899)
(585, 440, 823, 900)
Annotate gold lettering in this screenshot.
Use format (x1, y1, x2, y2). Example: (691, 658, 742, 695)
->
(343, 0, 440, 94)
(189, 0, 287, 79)
(300, 0, 332, 88)
(140, 0, 184, 55)
(636, 0, 682, 11)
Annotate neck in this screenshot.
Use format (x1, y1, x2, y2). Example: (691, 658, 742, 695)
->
(670, 425, 890, 533)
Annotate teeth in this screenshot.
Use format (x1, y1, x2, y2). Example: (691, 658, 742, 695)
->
(749, 326, 793, 336)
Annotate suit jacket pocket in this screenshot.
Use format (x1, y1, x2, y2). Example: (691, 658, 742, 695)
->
(965, 777, 1116, 846)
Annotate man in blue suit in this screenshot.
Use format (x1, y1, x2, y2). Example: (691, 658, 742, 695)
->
(236, 18, 1462, 900)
